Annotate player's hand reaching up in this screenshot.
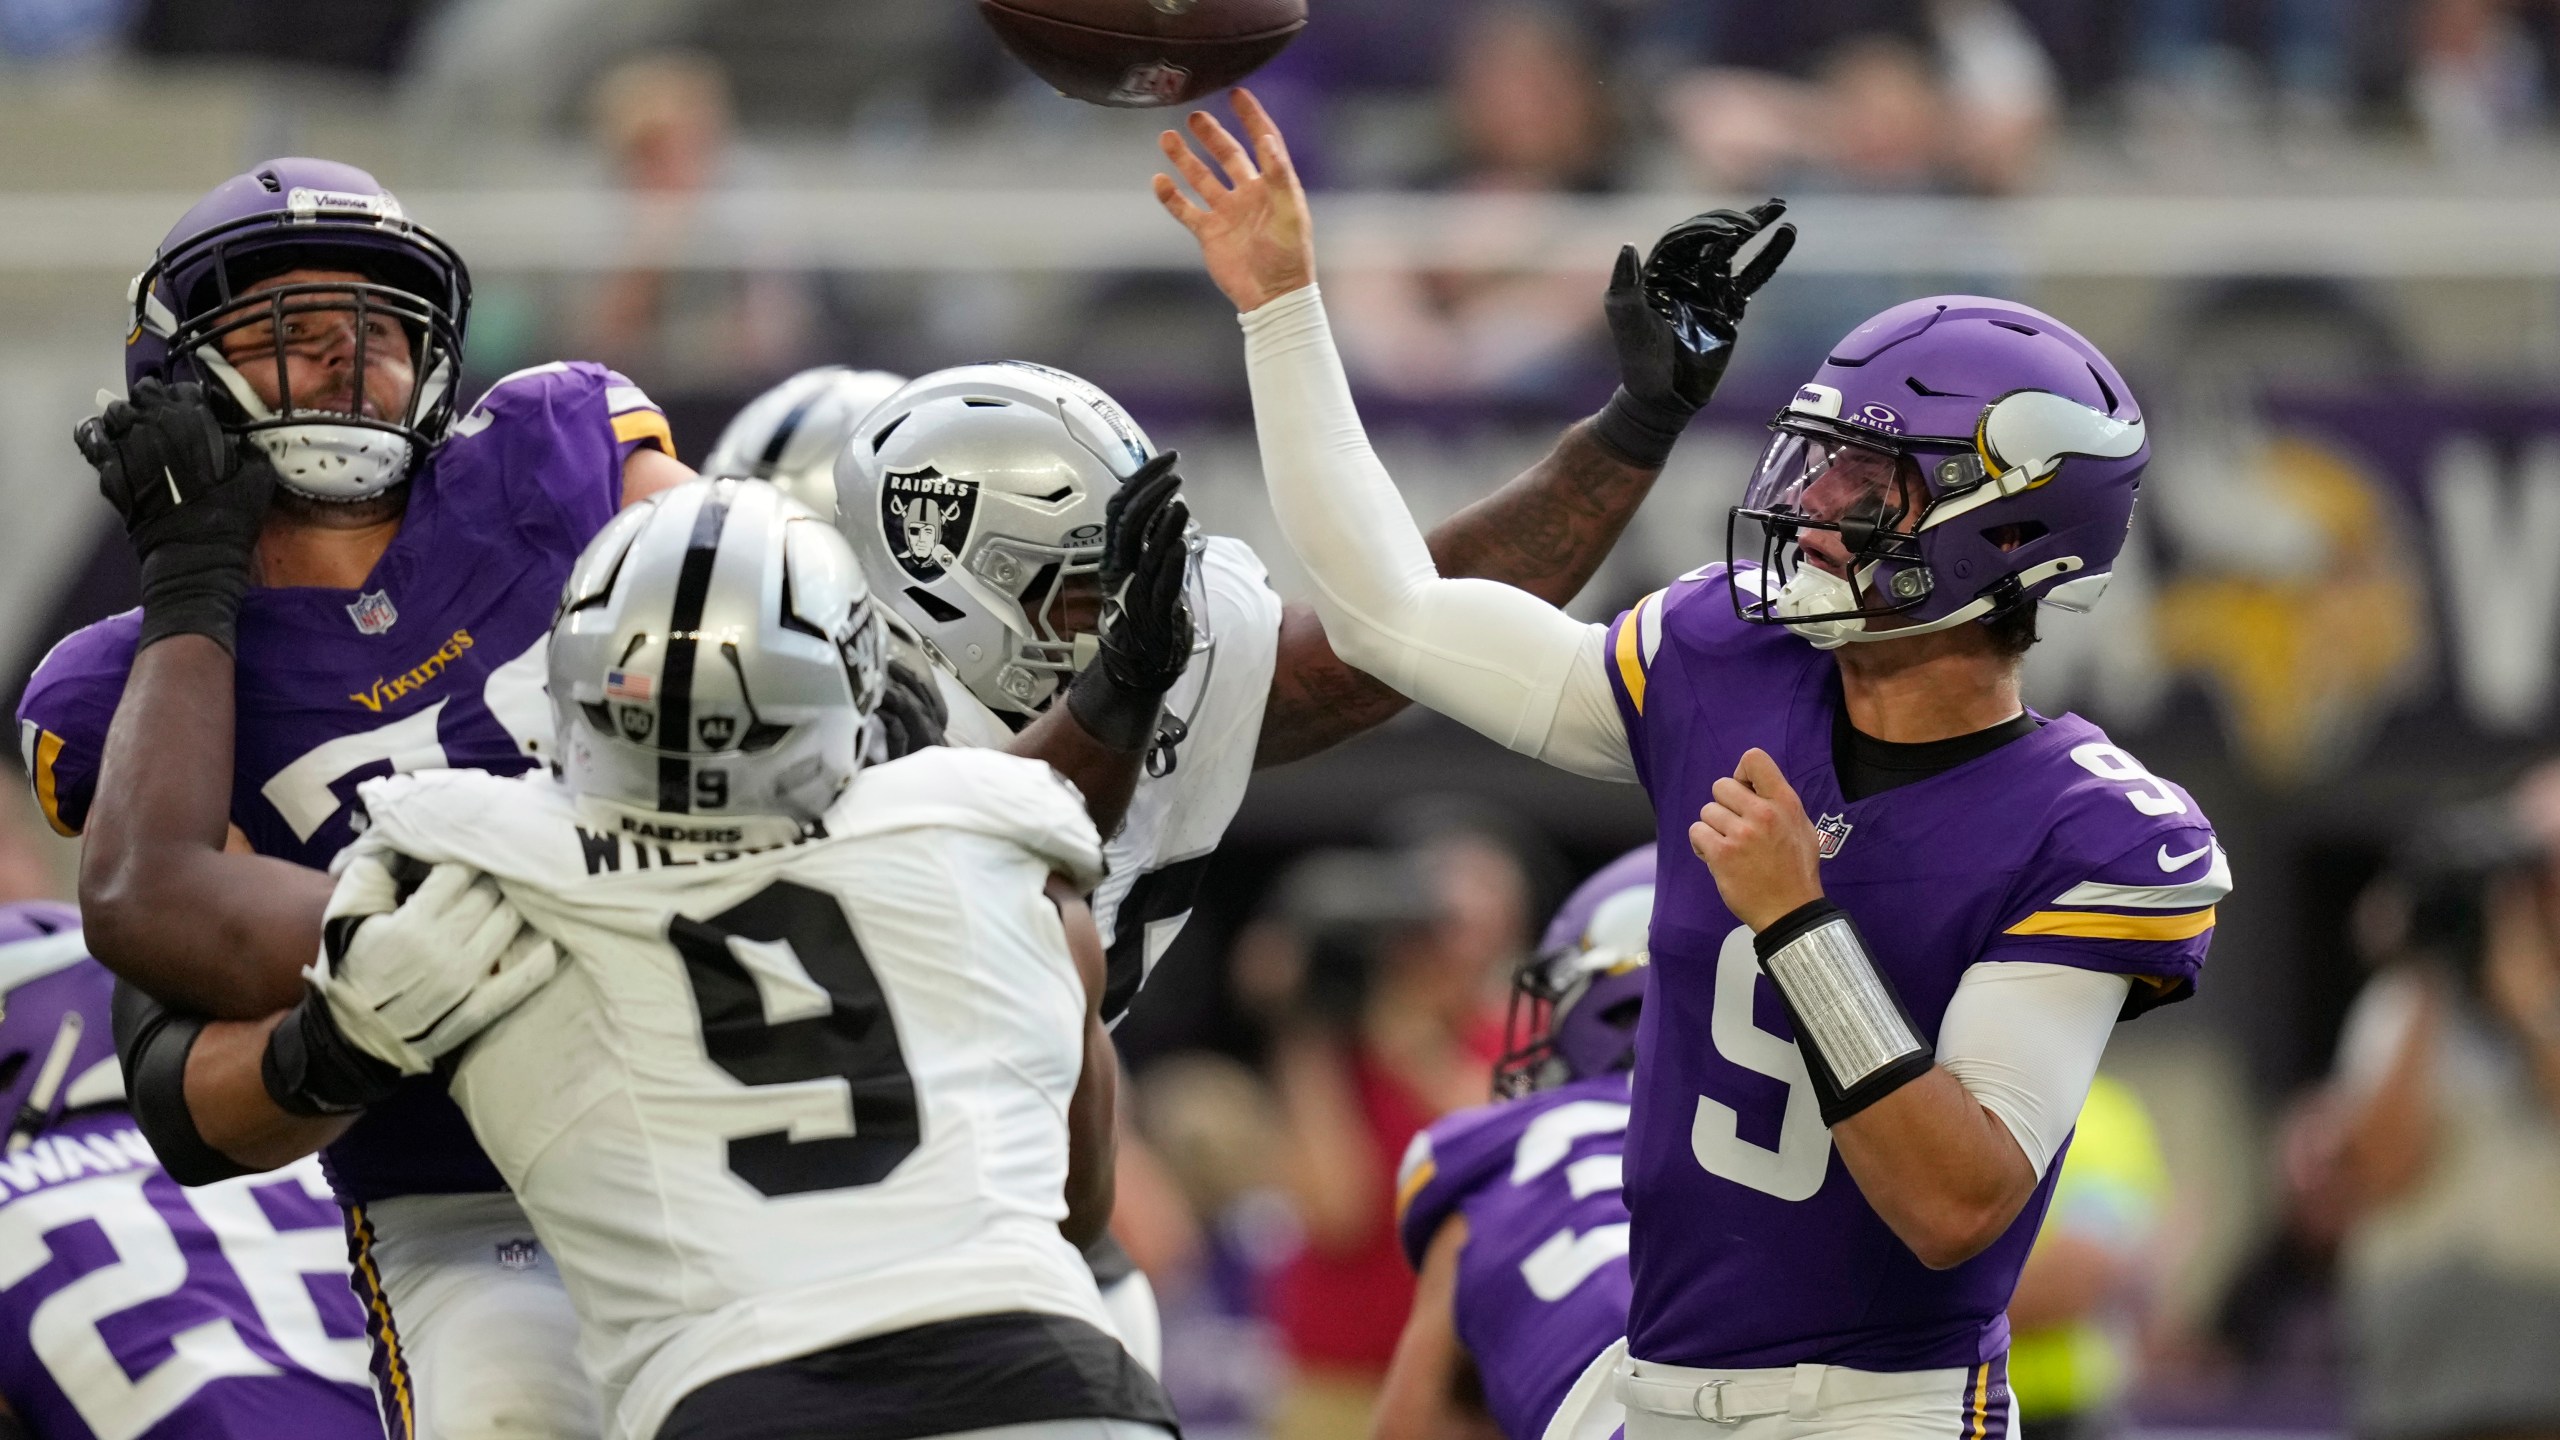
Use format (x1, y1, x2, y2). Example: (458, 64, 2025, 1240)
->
(1154, 88, 1315, 313)
(1066, 451, 1194, 755)
(1594, 202, 1795, 471)
(75, 378, 274, 654)
(1689, 748, 1826, 932)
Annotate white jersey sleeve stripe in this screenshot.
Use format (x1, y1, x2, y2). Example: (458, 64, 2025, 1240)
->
(2049, 847, 2232, 910)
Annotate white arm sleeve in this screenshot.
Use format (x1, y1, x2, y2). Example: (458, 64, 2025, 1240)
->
(1935, 961, 2132, 1179)
(1240, 285, 1634, 781)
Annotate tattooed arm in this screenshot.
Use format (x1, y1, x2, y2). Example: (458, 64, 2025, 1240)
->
(1149, 94, 1793, 770)
(1255, 421, 1651, 767)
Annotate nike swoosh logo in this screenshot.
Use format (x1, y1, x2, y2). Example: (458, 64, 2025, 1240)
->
(2158, 843, 2212, 872)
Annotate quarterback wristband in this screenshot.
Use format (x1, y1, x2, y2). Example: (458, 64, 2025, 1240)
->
(1754, 900, 1932, 1126)
(261, 996, 402, 1118)
(1590, 386, 1696, 471)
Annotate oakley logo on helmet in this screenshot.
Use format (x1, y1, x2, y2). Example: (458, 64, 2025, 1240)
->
(881, 467, 978, 584)
(1856, 403, 1903, 432)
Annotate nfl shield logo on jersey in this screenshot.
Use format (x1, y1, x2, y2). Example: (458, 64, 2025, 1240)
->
(494, 1238, 541, 1271)
(1815, 813, 1854, 859)
(881, 467, 977, 583)
(345, 590, 399, 635)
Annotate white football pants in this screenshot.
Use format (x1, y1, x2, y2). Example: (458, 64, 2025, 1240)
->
(1616, 1353, 2013, 1440)
(349, 1192, 603, 1440)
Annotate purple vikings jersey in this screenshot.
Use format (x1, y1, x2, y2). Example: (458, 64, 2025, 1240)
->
(1601, 565, 2220, 1374)
(16, 361, 669, 1204)
(1396, 1074, 1634, 1440)
(0, 1111, 379, 1439)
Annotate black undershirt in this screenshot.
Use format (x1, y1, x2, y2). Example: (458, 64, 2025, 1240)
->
(1831, 700, 2041, 803)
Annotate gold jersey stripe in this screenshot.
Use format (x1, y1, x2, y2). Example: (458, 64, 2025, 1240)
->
(2004, 906, 2217, 941)
(29, 729, 74, 837)
(611, 408, 674, 455)
(1394, 1156, 1437, 1222)
(1614, 590, 1661, 714)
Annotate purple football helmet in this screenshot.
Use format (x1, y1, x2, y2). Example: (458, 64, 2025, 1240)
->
(0, 902, 122, 1145)
(1495, 847, 1654, 1097)
(127, 157, 471, 504)
(1728, 295, 2149, 649)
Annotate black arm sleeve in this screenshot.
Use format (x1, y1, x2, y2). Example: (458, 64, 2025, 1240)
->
(111, 979, 255, 1187)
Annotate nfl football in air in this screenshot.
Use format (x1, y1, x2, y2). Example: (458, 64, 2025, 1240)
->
(978, 0, 1308, 108)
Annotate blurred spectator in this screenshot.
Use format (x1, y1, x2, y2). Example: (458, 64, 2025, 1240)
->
(0, 0, 133, 63)
(574, 50, 816, 395)
(1328, 3, 1619, 400)
(1260, 836, 1524, 1440)
(2009, 1074, 2172, 1440)
(2125, 0, 2349, 143)
(2410, 0, 2560, 162)
(1139, 1052, 1297, 1440)
(1662, 0, 2058, 195)
(2314, 768, 2560, 1440)
(130, 0, 432, 73)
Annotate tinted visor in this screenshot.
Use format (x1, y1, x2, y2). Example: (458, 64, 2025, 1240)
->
(1742, 427, 1925, 536)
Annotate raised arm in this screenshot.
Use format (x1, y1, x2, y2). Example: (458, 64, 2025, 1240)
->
(1155, 94, 1791, 776)
(72, 385, 324, 1016)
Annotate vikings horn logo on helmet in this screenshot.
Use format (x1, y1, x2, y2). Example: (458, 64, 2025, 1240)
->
(881, 467, 979, 584)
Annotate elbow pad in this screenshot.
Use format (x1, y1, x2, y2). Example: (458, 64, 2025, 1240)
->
(111, 981, 255, 1187)
(1754, 901, 1934, 1126)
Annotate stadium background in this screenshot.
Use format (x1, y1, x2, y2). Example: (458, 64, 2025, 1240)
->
(2, 0, 2556, 1434)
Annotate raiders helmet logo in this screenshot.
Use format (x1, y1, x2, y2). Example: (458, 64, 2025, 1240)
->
(881, 466, 978, 584)
(618, 705, 654, 743)
(698, 714, 737, 748)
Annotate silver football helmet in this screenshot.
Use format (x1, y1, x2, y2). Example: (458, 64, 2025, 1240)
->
(549, 478, 888, 831)
(700, 365, 909, 519)
(837, 361, 1156, 717)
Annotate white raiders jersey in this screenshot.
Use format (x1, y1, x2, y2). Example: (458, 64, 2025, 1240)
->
(345, 748, 1116, 1440)
(940, 534, 1282, 1023)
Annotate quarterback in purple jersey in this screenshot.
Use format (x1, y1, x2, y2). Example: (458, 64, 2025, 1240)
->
(1380, 848, 1653, 1440)
(1175, 96, 2228, 1440)
(0, 902, 379, 1440)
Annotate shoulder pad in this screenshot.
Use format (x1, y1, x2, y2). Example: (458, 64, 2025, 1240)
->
(841, 748, 1104, 888)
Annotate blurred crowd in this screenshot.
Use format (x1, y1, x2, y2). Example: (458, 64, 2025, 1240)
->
(4, 0, 2560, 403)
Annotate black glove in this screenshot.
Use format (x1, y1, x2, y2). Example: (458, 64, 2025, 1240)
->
(75, 378, 274, 654)
(1066, 451, 1195, 754)
(874, 658, 949, 759)
(1593, 200, 1797, 470)
(260, 994, 405, 1118)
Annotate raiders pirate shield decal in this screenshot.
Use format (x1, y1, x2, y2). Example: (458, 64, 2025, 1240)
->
(882, 466, 978, 583)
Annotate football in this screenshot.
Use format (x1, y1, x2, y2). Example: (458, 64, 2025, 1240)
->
(978, 0, 1308, 108)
